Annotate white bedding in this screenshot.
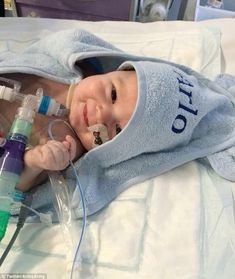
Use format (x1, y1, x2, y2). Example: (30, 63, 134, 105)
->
(0, 17, 235, 279)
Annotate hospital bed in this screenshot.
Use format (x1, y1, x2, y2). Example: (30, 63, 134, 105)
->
(0, 17, 235, 279)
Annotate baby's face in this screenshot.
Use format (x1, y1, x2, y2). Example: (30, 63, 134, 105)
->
(69, 70, 137, 150)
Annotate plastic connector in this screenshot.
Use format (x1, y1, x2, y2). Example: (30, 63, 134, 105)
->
(0, 85, 15, 102)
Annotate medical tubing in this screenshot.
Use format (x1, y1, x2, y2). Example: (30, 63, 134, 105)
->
(37, 93, 69, 117)
(48, 164, 87, 279)
(0, 84, 68, 242)
(0, 192, 33, 266)
(0, 77, 22, 102)
(69, 160, 87, 279)
(47, 119, 87, 278)
(48, 170, 73, 246)
(47, 120, 76, 251)
(0, 98, 34, 241)
(48, 165, 87, 278)
(0, 84, 69, 117)
(0, 77, 21, 92)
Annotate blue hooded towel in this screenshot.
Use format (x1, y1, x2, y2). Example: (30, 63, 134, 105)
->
(0, 29, 235, 217)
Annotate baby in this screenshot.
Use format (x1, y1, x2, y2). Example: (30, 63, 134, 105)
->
(1, 28, 235, 217)
(0, 69, 137, 191)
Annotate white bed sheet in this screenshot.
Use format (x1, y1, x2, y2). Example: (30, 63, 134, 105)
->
(0, 17, 235, 279)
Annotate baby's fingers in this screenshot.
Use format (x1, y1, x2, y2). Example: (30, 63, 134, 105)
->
(39, 141, 70, 170)
(63, 135, 77, 161)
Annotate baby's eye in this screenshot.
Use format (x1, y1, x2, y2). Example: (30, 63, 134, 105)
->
(111, 89, 117, 104)
(116, 124, 122, 135)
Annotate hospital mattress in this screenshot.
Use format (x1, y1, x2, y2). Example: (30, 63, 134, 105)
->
(0, 17, 235, 279)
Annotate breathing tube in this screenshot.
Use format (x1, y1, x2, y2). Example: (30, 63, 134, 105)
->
(0, 94, 35, 241)
(0, 77, 69, 117)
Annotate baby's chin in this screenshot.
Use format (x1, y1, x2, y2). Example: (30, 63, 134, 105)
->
(73, 128, 92, 151)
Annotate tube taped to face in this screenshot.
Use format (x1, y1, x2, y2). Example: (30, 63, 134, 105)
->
(88, 124, 109, 148)
(65, 83, 110, 148)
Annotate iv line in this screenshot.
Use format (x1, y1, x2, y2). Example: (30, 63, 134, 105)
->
(69, 160, 87, 279)
(47, 119, 87, 279)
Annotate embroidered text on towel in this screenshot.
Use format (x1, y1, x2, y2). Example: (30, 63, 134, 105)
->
(171, 71, 198, 134)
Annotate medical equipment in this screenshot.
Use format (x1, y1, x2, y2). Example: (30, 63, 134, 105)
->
(88, 123, 110, 147)
(48, 119, 87, 278)
(0, 94, 35, 241)
(0, 78, 69, 240)
(0, 78, 87, 278)
(0, 77, 69, 117)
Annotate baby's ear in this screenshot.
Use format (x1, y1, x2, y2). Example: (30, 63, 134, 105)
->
(208, 146, 235, 181)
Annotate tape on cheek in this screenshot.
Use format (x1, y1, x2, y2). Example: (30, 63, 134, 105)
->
(88, 124, 110, 148)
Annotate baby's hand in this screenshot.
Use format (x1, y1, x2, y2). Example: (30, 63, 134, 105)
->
(25, 135, 76, 171)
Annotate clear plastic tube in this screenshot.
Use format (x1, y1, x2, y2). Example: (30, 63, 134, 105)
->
(0, 78, 69, 117)
(68, 160, 87, 279)
(0, 77, 21, 93)
(35, 88, 69, 117)
(47, 119, 87, 278)
(48, 170, 74, 251)
(0, 77, 23, 102)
